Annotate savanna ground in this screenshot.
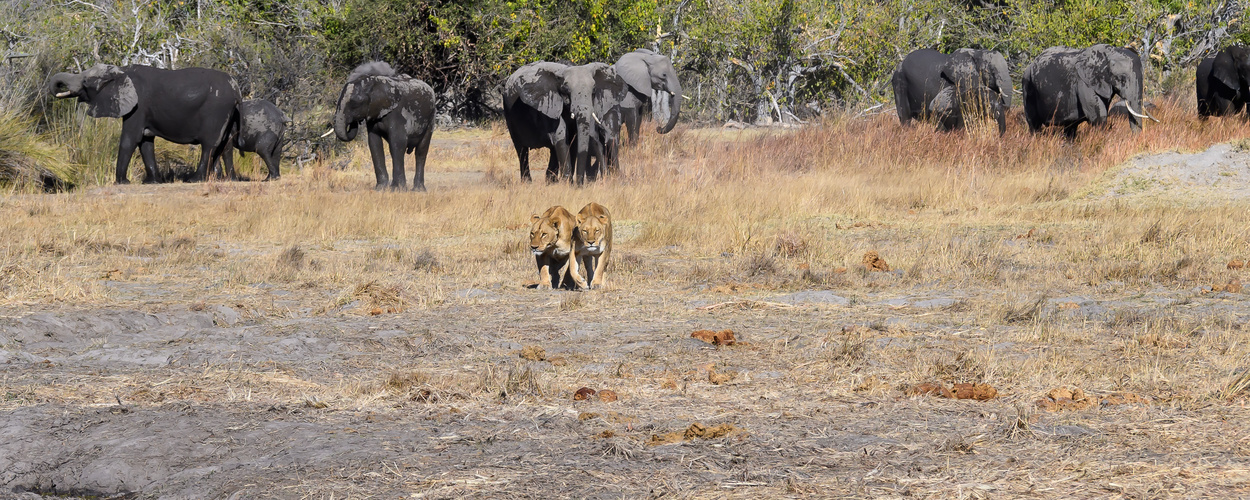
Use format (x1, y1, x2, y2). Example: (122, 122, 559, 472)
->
(3, 94, 1250, 498)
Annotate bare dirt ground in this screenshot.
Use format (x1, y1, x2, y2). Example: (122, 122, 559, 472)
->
(3, 115, 1250, 498)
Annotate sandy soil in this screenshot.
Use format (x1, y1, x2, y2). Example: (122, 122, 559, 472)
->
(3, 133, 1250, 498)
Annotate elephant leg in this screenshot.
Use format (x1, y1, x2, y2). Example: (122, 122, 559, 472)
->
(546, 146, 563, 184)
(591, 140, 607, 182)
(388, 135, 408, 190)
(410, 129, 433, 192)
(114, 128, 142, 185)
(891, 71, 912, 127)
(138, 138, 163, 184)
(219, 142, 241, 181)
(622, 107, 640, 146)
(516, 145, 532, 182)
(1063, 124, 1080, 140)
(367, 131, 388, 190)
(263, 138, 281, 180)
(193, 143, 217, 183)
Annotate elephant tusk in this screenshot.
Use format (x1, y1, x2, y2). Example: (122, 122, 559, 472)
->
(592, 113, 602, 126)
(55, 91, 72, 98)
(682, 95, 691, 100)
(320, 129, 335, 138)
(1124, 104, 1161, 123)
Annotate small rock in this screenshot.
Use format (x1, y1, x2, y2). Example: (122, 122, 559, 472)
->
(1229, 259, 1246, 270)
(578, 412, 599, 421)
(598, 390, 619, 402)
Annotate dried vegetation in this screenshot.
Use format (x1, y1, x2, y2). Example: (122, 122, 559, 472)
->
(2, 95, 1250, 496)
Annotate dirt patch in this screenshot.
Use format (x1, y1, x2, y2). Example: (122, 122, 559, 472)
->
(1101, 143, 1250, 200)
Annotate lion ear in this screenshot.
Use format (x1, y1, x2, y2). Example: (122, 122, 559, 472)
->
(576, 216, 585, 225)
(530, 214, 541, 222)
(598, 215, 609, 222)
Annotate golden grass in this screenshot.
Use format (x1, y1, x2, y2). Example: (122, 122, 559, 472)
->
(3, 92, 1250, 495)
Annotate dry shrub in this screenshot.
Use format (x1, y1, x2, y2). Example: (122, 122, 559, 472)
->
(350, 281, 406, 311)
(1000, 296, 1048, 324)
(741, 252, 777, 277)
(558, 294, 584, 311)
(477, 362, 546, 400)
(277, 245, 305, 270)
(773, 232, 808, 258)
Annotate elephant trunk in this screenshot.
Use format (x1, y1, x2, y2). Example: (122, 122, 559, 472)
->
(48, 72, 83, 99)
(1124, 95, 1144, 133)
(657, 84, 682, 133)
(574, 119, 592, 183)
(333, 106, 357, 142)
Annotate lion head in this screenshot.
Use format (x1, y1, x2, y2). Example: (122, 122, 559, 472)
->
(576, 213, 609, 252)
(529, 214, 559, 255)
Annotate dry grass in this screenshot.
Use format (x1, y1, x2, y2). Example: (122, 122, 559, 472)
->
(3, 91, 1250, 496)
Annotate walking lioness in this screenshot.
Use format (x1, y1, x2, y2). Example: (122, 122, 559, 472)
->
(528, 206, 588, 289)
(575, 203, 612, 289)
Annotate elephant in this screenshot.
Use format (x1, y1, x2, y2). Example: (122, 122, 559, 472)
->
(232, 99, 289, 181)
(332, 61, 437, 191)
(568, 63, 629, 180)
(503, 62, 628, 183)
(503, 61, 572, 183)
(1196, 46, 1250, 118)
(613, 49, 682, 145)
(892, 48, 1012, 134)
(1022, 44, 1158, 138)
(49, 64, 240, 184)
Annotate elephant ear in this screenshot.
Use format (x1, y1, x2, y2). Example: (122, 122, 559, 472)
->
(363, 77, 400, 119)
(512, 65, 566, 120)
(592, 66, 628, 119)
(1212, 51, 1240, 91)
(1077, 47, 1116, 101)
(614, 54, 654, 97)
(83, 65, 137, 118)
(1075, 81, 1108, 124)
(986, 51, 1012, 108)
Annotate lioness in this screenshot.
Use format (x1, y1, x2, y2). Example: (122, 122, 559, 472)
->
(575, 203, 612, 289)
(528, 206, 588, 289)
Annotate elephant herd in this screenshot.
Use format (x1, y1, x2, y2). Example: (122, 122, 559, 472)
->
(45, 41, 1250, 189)
(894, 43, 1159, 138)
(45, 49, 681, 190)
(502, 50, 682, 184)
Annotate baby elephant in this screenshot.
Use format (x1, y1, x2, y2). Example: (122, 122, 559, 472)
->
(235, 99, 289, 180)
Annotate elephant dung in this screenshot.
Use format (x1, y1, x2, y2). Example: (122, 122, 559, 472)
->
(862, 251, 891, 272)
